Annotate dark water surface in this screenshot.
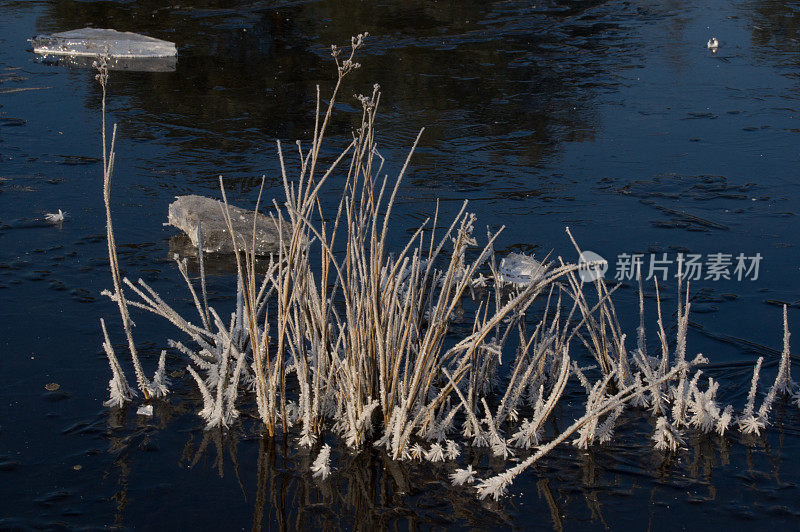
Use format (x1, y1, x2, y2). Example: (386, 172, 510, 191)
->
(1, 0, 800, 529)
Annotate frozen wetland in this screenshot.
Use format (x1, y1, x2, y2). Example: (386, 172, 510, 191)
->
(4, 0, 800, 528)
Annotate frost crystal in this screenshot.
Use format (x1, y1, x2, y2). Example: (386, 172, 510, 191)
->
(425, 442, 445, 462)
(410, 443, 425, 462)
(147, 350, 171, 398)
(311, 444, 332, 480)
(476, 471, 514, 500)
(445, 440, 461, 460)
(100, 318, 135, 408)
(450, 465, 476, 486)
(715, 405, 733, 436)
(653, 417, 684, 452)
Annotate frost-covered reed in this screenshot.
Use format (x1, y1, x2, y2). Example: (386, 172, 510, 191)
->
(95, 36, 797, 500)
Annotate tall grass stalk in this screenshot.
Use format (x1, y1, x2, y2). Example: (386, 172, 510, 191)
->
(96, 56, 168, 401)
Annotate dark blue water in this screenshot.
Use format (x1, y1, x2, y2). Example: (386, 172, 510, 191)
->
(1, 0, 799, 528)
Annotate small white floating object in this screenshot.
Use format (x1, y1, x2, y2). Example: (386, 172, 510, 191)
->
(44, 209, 66, 223)
(137, 404, 154, 416)
(31, 28, 177, 58)
(707, 37, 719, 50)
(497, 253, 547, 286)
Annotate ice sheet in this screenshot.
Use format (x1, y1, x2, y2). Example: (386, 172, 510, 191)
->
(31, 28, 177, 58)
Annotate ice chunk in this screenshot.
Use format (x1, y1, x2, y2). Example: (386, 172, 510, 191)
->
(167, 195, 291, 255)
(137, 404, 153, 416)
(497, 253, 547, 286)
(31, 28, 177, 58)
(36, 53, 177, 72)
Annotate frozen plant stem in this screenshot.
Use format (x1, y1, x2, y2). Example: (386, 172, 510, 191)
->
(96, 56, 157, 401)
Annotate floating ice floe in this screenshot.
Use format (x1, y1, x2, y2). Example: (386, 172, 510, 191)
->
(137, 404, 154, 416)
(31, 28, 177, 72)
(168, 195, 292, 255)
(496, 253, 547, 286)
